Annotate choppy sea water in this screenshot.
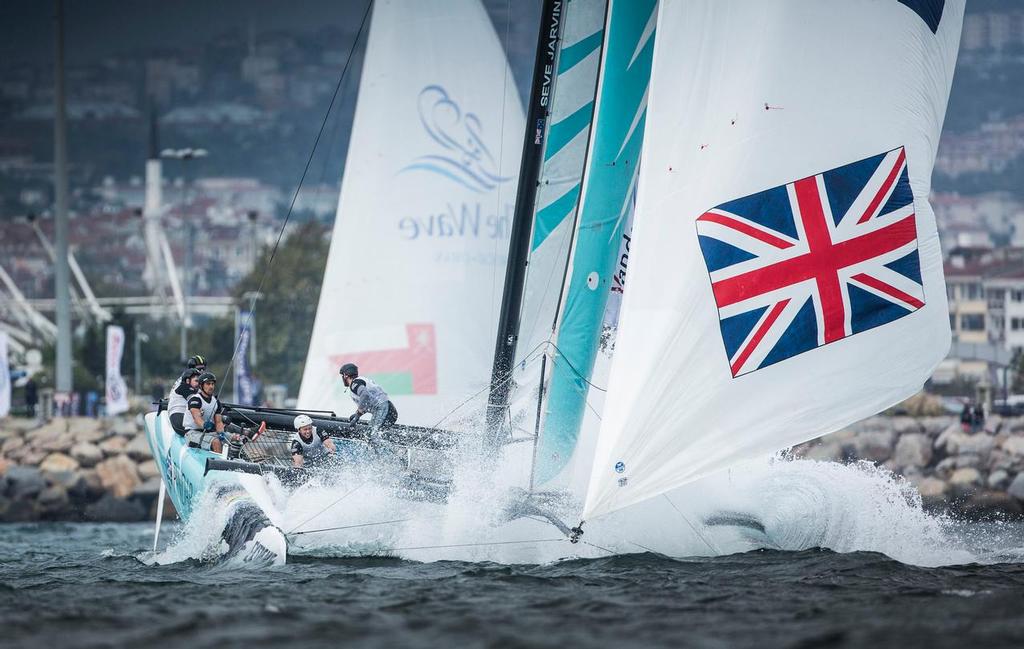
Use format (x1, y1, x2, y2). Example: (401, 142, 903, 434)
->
(2, 521, 1024, 649)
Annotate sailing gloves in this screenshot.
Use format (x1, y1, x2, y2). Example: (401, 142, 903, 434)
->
(203, 420, 215, 432)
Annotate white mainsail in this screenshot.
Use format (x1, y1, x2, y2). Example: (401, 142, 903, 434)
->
(298, 0, 524, 423)
(584, 0, 965, 519)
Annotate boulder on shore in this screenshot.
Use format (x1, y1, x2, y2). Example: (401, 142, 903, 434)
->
(84, 493, 147, 522)
(1008, 473, 1024, 502)
(124, 435, 152, 461)
(39, 452, 79, 474)
(95, 455, 140, 499)
(893, 433, 932, 468)
(70, 442, 103, 468)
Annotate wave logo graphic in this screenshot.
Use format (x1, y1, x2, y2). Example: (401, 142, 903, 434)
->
(399, 85, 512, 193)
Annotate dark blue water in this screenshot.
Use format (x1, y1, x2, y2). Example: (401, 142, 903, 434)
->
(2, 523, 1024, 649)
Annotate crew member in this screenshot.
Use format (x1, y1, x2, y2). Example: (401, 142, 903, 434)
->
(339, 363, 398, 434)
(290, 414, 336, 469)
(168, 368, 201, 435)
(167, 354, 207, 404)
(184, 371, 226, 452)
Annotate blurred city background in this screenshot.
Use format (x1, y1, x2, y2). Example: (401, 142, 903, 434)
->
(0, 0, 1022, 415)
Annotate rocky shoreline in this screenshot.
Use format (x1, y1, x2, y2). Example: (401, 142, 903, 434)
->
(0, 416, 175, 522)
(3, 413, 1024, 523)
(795, 414, 1024, 518)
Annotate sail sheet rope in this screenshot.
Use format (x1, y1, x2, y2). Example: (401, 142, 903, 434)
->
(217, 0, 375, 396)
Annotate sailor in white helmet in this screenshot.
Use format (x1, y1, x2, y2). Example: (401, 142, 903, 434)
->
(339, 363, 398, 435)
(290, 414, 336, 469)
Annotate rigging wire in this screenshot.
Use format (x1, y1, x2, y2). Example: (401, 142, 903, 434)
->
(663, 494, 721, 556)
(287, 514, 445, 537)
(426, 340, 548, 430)
(375, 538, 567, 553)
(580, 539, 616, 555)
(286, 478, 369, 535)
(489, 0, 515, 339)
(217, 0, 374, 396)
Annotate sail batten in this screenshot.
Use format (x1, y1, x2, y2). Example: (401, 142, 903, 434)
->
(583, 0, 965, 519)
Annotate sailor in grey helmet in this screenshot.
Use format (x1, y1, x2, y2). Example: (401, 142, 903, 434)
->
(290, 414, 336, 469)
(339, 363, 398, 435)
(168, 368, 201, 435)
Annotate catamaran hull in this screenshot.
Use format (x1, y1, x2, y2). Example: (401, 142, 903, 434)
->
(143, 412, 287, 564)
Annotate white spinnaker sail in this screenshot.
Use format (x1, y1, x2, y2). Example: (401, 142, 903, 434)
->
(584, 0, 964, 519)
(298, 0, 524, 422)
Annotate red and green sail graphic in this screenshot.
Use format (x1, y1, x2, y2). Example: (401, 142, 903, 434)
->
(329, 323, 437, 395)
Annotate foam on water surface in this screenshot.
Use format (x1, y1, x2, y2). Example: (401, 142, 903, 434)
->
(153, 442, 1019, 568)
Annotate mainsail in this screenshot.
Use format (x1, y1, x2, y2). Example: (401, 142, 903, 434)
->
(298, 0, 525, 423)
(515, 0, 608, 369)
(584, 0, 965, 519)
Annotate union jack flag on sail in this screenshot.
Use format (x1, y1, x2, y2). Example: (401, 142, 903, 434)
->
(696, 147, 924, 377)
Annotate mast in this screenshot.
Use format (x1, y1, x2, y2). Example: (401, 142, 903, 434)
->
(485, 0, 565, 448)
(53, 0, 73, 394)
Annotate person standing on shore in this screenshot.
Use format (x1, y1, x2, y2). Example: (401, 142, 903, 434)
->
(24, 378, 38, 418)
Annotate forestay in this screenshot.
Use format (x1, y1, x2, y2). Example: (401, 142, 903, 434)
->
(584, 0, 964, 519)
(298, 0, 524, 423)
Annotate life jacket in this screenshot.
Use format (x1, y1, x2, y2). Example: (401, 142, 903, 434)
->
(291, 428, 330, 462)
(167, 379, 194, 416)
(349, 376, 389, 411)
(185, 391, 221, 431)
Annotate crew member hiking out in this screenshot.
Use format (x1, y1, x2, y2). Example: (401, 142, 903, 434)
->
(290, 414, 336, 469)
(185, 372, 226, 452)
(339, 363, 398, 436)
(168, 368, 201, 435)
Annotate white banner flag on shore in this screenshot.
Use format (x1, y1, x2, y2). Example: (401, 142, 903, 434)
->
(105, 325, 129, 416)
(0, 332, 10, 418)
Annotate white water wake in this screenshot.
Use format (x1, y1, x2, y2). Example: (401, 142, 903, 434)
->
(151, 448, 1020, 568)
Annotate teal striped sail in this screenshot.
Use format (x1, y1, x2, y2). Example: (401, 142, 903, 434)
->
(516, 0, 609, 392)
(534, 0, 658, 486)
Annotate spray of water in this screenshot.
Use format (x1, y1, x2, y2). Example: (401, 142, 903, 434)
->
(152, 436, 1020, 567)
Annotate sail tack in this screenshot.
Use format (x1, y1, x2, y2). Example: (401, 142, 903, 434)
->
(298, 0, 524, 422)
(584, 0, 965, 519)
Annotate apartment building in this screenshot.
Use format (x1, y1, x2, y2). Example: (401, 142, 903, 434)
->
(938, 247, 1024, 384)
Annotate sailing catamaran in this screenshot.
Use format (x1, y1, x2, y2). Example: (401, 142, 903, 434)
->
(145, 0, 965, 562)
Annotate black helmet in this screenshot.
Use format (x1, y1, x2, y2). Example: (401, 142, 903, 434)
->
(197, 371, 217, 386)
(182, 368, 201, 381)
(187, 355, 207, 369)
(339, 363, 358, 377)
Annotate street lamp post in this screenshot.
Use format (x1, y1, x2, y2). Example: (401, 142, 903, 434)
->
(160, 148, 208, 362)
(134, 322, 149, 396)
